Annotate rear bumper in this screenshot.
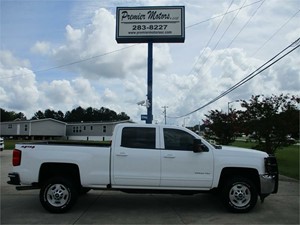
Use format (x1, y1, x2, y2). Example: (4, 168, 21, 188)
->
(7, 172, 21, 185)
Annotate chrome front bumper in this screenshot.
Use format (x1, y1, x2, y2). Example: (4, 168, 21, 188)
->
(261, 155, 279, 195)
(260, 174, 278, 194)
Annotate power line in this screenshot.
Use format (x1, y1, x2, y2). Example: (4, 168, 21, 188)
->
(187, 0, 234, 76)
(181, 0, 263, 107)
(1, 44, 139, 80)
(168, 38, 300, 119)
(180, 1, 296, 113)
(251, 9, 300, 56)
(186, 0, 264, 29)
(226, 0, 265, 48)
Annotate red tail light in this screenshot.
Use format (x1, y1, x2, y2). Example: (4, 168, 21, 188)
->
(12, 149, 22, 166)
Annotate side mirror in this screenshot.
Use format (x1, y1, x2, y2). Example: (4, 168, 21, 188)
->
(193, 139, 208, 153)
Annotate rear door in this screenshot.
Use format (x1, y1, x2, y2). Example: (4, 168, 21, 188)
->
(160, 127, 214, 188)
(112, 126, 161, 187)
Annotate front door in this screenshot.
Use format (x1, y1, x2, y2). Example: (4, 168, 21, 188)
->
(160, 128, 214, 188)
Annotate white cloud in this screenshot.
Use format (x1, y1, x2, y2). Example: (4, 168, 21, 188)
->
(47, 8, 172, 80)
(42, 80, 74, 104)
(0, 50, 30, 69)
(102, 88, 118, 102)
(0, 51, 38, 113)
(31, 41, 51, 55)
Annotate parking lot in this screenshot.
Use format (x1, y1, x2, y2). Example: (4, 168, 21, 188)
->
(1, 150, 299, 224)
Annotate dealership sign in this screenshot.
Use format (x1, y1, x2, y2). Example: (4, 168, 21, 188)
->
(116, 6, 185, 43)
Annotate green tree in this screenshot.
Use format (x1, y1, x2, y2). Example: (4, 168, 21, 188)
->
(32, 110, 46, 120)
(32, 109, 64, 121)
(239, 94, 299, 154)
(64, 106, 85, 122)
(117, 112, 130, 121)
(0, 108, 26, 121)
(203, 109, 239, 145)
(64, 106, 130, 122)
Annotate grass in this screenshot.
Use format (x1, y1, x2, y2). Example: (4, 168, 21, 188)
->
(276, 145, 299, 180)
(230, 141, 299, 180)
(3, 139, 35, 150)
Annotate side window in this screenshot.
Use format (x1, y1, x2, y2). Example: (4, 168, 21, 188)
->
(164, 128, 195, 151)
(121, 127, 155, 149)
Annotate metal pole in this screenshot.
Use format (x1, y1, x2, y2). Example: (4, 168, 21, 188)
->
(146, 42, 153, 124)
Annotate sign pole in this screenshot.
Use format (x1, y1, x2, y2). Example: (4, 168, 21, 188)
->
(116, 6, 185, 124)
(146, 42, 153, 124)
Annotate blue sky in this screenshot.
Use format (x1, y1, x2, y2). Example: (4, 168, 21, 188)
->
(1, 0, 299, 125)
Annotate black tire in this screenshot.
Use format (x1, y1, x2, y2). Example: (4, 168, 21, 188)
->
(40, 177, 78, 213)
(222, 177, 258, 213)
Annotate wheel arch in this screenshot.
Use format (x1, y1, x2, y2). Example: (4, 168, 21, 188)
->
(218, 167, 261, 193)
(39, 162, 81, 187)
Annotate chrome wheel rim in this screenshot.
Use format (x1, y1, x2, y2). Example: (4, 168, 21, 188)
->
(46, 184, 70, 207)
(229, 183, 251, 208)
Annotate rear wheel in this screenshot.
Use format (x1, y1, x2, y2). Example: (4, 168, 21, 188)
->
(222, 177, 257, 213)
(40, 177, 78, 213)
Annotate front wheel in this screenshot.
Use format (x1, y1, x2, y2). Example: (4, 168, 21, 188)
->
(40, 177, 78, 213)
(222, 177, 258, 213)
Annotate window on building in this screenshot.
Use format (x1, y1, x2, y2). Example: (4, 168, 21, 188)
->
(91, 126, 93, 130)
(121, 127, 155, 149)
(8, 124, 12, 129)
(24, 125, 28, 131)
(73, 126, 76, 133)
(103, 125, 106, 133)
(163, 128, 195, 151)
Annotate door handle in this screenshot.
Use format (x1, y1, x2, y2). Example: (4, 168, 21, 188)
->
(164, 154, 175, 158)
(116, 152, 128, 156)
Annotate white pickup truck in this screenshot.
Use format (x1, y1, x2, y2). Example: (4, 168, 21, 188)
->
(8, 123, 278, 213)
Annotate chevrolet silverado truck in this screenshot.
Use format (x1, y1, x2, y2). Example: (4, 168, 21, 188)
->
(8, 123, 278, 213)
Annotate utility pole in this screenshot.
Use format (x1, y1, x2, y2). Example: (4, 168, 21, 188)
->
(162, 106, 168, 124)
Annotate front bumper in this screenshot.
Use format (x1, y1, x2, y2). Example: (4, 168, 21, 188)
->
(260, 155, 279, 195)
(260, 174, 278, 194)
(7, 172, 21, 185)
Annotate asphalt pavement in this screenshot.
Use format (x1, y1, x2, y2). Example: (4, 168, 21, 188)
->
(1, 150, 299, 224)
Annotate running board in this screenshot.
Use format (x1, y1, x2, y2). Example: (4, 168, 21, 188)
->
(16, 186, 40, 191)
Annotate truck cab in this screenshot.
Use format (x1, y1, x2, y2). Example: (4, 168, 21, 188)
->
(111, 124, 214, 188)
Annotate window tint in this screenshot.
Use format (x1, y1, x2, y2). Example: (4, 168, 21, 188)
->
(121, 127, 155, 149)
(164, 128, 195, 151)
